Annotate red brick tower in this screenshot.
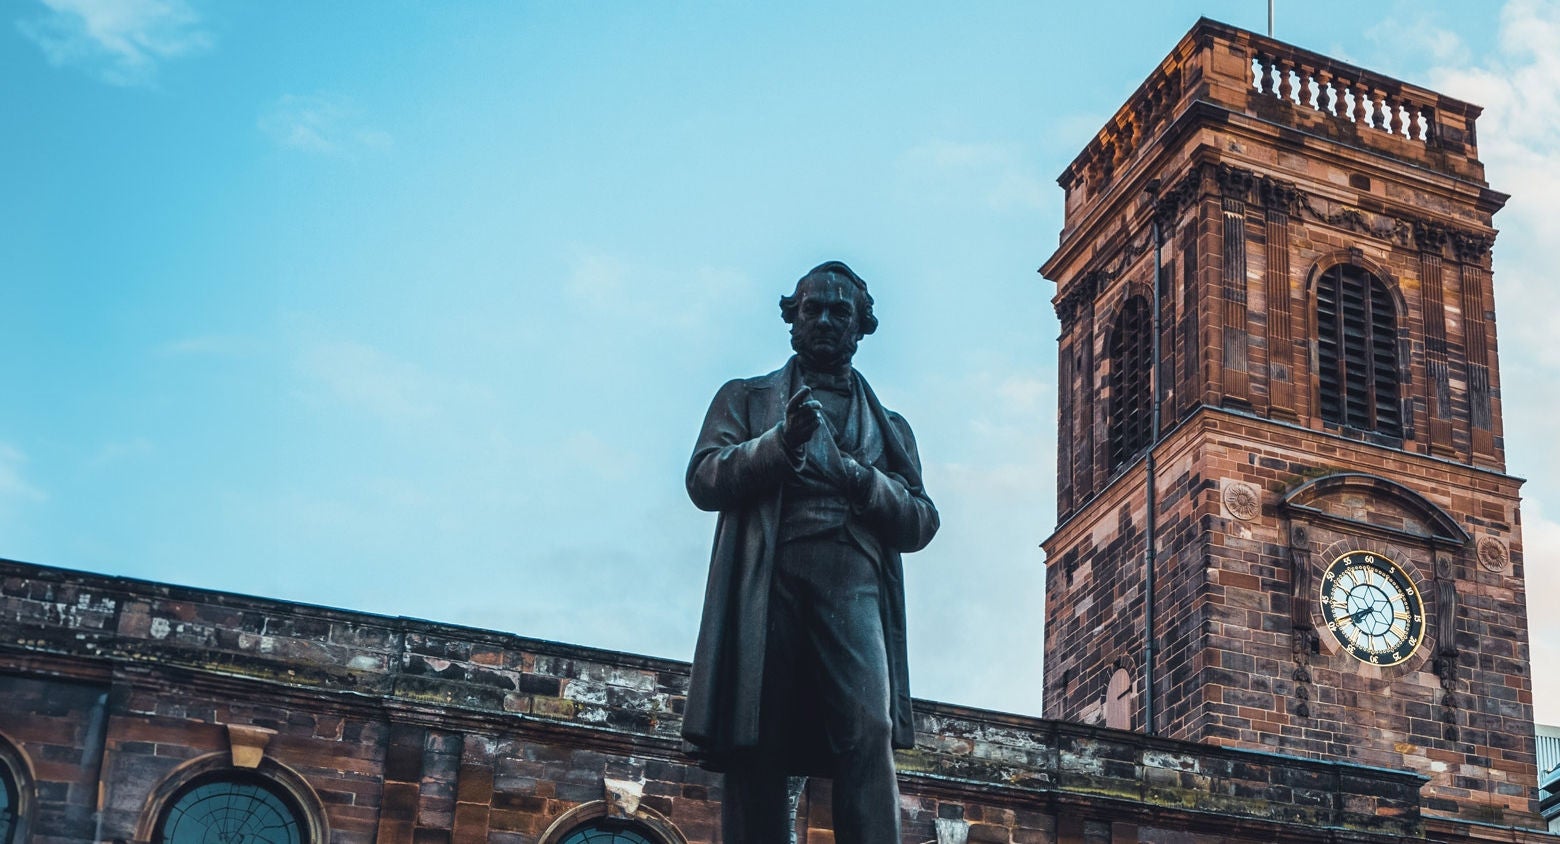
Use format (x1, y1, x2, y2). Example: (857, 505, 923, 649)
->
(1040, 19, 1540, 826)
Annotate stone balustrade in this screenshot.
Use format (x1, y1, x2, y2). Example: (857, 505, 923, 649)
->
(1057, 18, 1487, 228)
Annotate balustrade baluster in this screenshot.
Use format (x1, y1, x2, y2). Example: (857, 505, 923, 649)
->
(1297, 65, 1317, 110)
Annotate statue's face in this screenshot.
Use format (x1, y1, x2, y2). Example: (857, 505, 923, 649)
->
(790, 274, 861, 369)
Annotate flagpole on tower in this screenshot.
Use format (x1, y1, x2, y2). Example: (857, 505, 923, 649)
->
(1268, 0, 1274, 37)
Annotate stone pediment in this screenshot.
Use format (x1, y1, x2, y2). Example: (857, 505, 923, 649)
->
(1279, 472, 1469, 548)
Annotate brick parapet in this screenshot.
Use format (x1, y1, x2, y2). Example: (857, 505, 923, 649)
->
(0, 558, 691, 746)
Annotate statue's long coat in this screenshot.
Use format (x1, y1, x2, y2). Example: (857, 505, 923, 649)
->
(682, 358, 939, 772)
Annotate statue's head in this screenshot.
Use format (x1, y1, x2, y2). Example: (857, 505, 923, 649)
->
(779, 261, 878, 370)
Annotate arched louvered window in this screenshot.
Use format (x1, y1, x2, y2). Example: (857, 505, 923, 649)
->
(1108, 295, 1153, 470)
(1316, 265, 1402, 437)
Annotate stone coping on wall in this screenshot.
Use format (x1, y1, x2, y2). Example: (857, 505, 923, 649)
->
(1, 557, 1430, 839)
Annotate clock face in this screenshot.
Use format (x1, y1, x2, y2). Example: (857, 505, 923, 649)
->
(1319, 551, 1424, 666)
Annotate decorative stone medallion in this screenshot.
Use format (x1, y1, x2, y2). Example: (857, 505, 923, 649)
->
(1477, 537, 1507, 572)
(1222, 481, 1261, 521)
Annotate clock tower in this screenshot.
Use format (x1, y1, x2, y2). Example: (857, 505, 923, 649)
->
(1040, 19, 1541, 827)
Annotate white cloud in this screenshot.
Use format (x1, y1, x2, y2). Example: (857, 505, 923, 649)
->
(1420, 0, 1560, 723)
(1364, 15, 1470, 68)
(558, 430, 640, 482)
(88, 438, 155, 469)
(898, 140, 1049, 211)
(0, 444, 47, 512)
(17, 0, 212, 86)
(563, 252, 756, 328)
(1524, 500, 1560, 724)
(259, 94, 394, 158)
(296, 338, 482, 426)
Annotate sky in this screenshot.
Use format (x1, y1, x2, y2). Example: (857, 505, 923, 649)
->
(2, 0, 1558, 725)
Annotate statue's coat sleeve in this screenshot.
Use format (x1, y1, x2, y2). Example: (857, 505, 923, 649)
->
(683, 368, 789, 763)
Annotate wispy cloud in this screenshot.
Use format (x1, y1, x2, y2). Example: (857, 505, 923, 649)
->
(909, 368, 1055, 714)
(88, 438, 155, 469)
(1522, 500, 1560, 723)
(1364, 14, 1470, 68)
(259, 94, 394, 158)
(898, 140, 1049, 211)
(563, 252, 755, 328)
(293, 336, 498, 433)
(296, 339, 443, 424)
(0, 444, 47, 513)
(16, 0, 213, 86)
(1417, 0, 1560, 721)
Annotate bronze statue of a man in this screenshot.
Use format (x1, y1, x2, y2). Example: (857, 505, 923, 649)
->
(684, 261, 939, 844)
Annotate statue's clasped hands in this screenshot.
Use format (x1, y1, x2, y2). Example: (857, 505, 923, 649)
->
(783, 387, 867, 498)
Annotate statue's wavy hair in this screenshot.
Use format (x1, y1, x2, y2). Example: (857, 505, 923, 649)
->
(778, 261, 878, 335)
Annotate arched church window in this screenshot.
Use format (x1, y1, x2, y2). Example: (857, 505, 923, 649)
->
(0, 736, 28, 844)
(558, 819, 663, 844)
(1316, 264, 1402, 437)
(156, 774, 307, 844)
(1108, 295, 1154, 470)
(0, 764, 16, 844)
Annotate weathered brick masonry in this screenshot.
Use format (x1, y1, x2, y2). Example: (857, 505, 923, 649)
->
(1, 557, 1540, 843)
(1040, 16, 1541, 835)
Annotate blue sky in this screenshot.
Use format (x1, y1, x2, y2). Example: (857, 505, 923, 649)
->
(4, 0, 1558, 721)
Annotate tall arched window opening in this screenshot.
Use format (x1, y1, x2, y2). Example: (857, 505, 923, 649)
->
(1109, 295, 1154, 470)
(1316, 265, 1402, 437)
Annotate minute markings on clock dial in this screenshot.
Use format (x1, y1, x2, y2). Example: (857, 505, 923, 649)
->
(1320, 551, 1424, 666)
